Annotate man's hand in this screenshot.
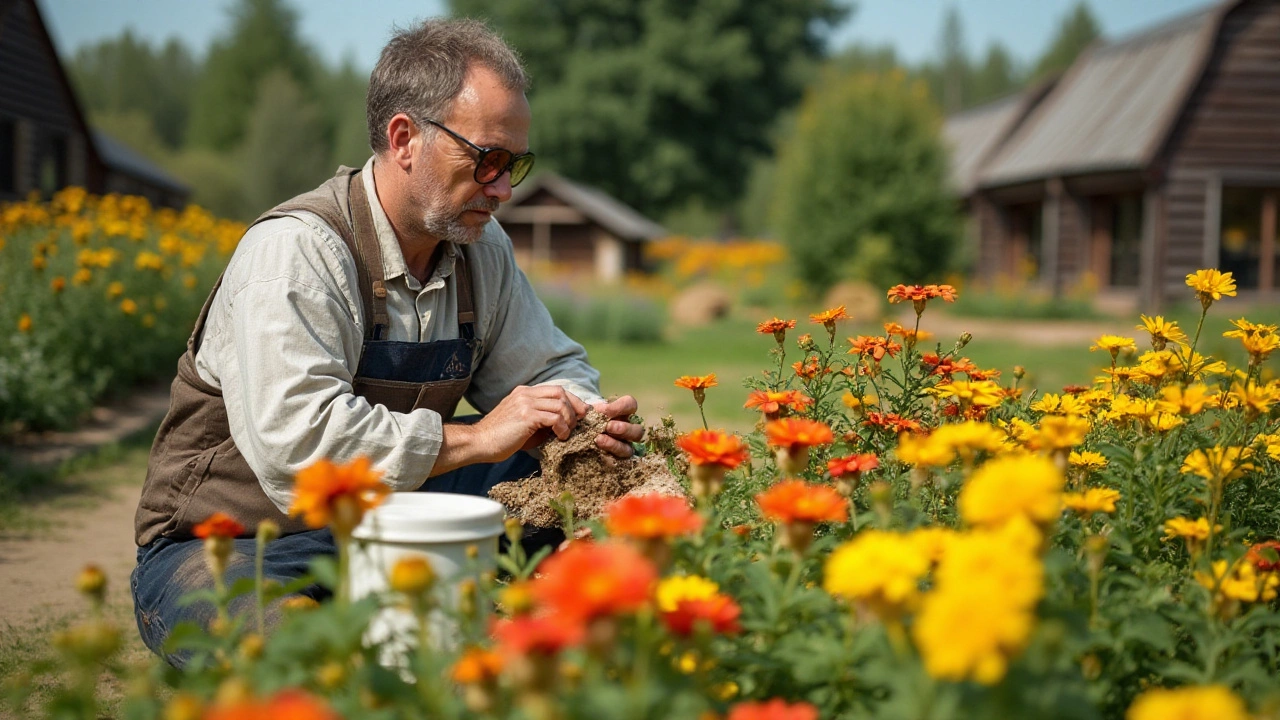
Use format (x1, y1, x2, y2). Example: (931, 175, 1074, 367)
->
(591, 395, 644, 458)
(432, 385, 587, 476)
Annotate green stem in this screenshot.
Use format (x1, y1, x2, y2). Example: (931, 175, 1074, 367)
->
(697, 402, 709, 431)
(254, 542, 266, 635)
(1185, 307, 1208, 383)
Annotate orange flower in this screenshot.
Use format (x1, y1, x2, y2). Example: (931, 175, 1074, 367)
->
(848, 335, 902, 362)
(450, 646, 505, 684)
(674, 374, 718, 390)
(193, 512, 245, 539)
(765, 418, 834, 452)
(728, 698, 820, 720)
(791, 355, 830, 379)
(491, 614, 584, 657)
(922, 353, 978, 378)
(828, 453, 879, 477)
(604, 494, 703, 540)
(887, 283, 957, 316)
(661, 594, 742, 637)
(676, 429, 749, 469)
(289, 456, 389, 537)
(863, 411, 923, 434)
(531, 541, 657, 621)
(744, 389, 813, 418)
(757, 317, 796, 343)
(809, 306, 849, 336)
(17, 314, 32, 333)
(756, 480, 848, 524)
(204, 689, 341, 720)
(1247, 540, 1280, 573)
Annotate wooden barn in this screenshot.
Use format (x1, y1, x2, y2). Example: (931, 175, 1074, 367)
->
(495, 172, 665, 282)
(0, 0, 188, 207)
(947, 0, 1280, 309)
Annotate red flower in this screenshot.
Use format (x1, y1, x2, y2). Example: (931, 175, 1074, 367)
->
(531, 541, 656, 621)
(491, 614, 584, 657)
(193, 512, 245, 540)
(661, 595, 742, 637)
(1248, 540, 1280, 573)
(728, 698, 820, 720)
(756, 480, 848, 524)
(1062, 384, 1090, 395)
(604, 495, 703, 540)
(966, 367, 1001, 381)
(676, 429, 749, 469)
(862, 411, 924, 434)
(847, 335, 902, 362)
(764, 418, 834, 452)
(828, 453, 879, 478)
(921, 353, 978, 379)
(745, 390, 813, 417)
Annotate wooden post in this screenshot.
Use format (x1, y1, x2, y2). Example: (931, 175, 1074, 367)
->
(1043, 178, 1063, 295)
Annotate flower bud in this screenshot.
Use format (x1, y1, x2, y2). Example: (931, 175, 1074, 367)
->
(466, 544, 480, 561)
(1013, 365, 1026, 380)
(238, 633, 265, 661)
(504, 516, 524, 545)
(389, 556, 436, 596)
(256, 520, 280, 544)
(957, 332, 973, 349)
(76, 564, 107, 603)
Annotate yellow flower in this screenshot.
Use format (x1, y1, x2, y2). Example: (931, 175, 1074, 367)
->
(906, 526, 956, 565)
(928, 421, 1007, 462)
(1062, 488, 1120, 515)
(895, 432, 955, 468)
(1241, 331, 1280, 362)
(959, 454, 1064, 530)
(1031, 393, 1090, 416)
(1170, 348, 1228, 379)
(655, 575, 720, 613)
(1090, 335, 1136, 357)
(1136, 315, 1186, 349)
(841, 392, 876, 410)
(72, 268, 92, 286)
(1126, 685, 1248, 720)
(134, 251, 165, 271)
(931, 380, 1005, 409)
(120, 298, 138, 315)
(18, 314, 32, 333)
(1067, 450, 1107, 471)
(1162, 516, 1217, 542)
(1029, 415, 1090, 453)
(1185, 268, 1237, 308)
(1156, 383, 1212, 415)
(1181, 446, 1254, 484)
(1195, 559, 1279, 603)
(1147, 412, 1185, 433)
(183, 273, 199, 290)
(389, 556, 436, 595)
(824, 530, 931, 619)
(107, 281, 124, 299)
(1222, 317, 1277, 341)
(1227, 381, 1279, 417)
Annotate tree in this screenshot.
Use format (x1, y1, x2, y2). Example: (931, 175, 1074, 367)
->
(970, 42, 1019, 106)
(187, 0, 321, 151)
(449, 0, 848, 218)
(240, 70, 332, 210)
(771, 69, 960, 294)
(1032, 1, 1101, 80)
(936, 6, 968, 113)
(68, 33, 197, 149)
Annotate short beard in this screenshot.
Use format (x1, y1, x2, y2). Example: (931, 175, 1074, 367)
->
(422, 195, 499, 246)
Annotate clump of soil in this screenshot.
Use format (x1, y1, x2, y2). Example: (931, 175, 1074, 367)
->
(489, 411, 686, 528)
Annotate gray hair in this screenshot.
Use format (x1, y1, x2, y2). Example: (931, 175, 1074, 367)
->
(366, 18, 528, 154)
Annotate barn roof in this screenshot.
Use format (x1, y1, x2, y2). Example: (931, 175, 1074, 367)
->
(500, 172, 666, 241)
(960, 1, 1235, 191)
(943, 82, 1054, 196)
(91, 130, 189, 195)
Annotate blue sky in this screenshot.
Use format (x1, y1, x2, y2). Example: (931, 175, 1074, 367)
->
(41, 0, 1213, 70)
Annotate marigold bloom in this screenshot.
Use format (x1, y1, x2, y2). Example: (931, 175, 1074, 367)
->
(1062, 488, 1120, 515)
(604, 494, 703, 540)
(193, 512, 245, 539)
(120, 298, 138, 315)
(1126, 685, 1248, 720)
(1241, 331, 1280, 362)
(1068, 450, 1108, 471)
(674, 374, 717, 391)
(1223, 317, 1277, 341)
(756, 479, 848, 525)
(451, 646, 504, 684)
(107, 280, 124, 299)
(531, 541, 656, 621)
(809, 305, 849, 330)
(17, 314, 32, 333)
(847, 335, 902, 362)
(1227, 381, 1279, 416)
(1163, 516, 1217, 542)
(655, 575, 720, 612)
(863, 411, 923, 434)
(896, 431, 955, 468)
(289, 456, 389, 536)
(1091, 335, 1136, 357)
(1246, 540, 1280, 573)
(50, 276, 66, 294)
(1028, 415, 1090, 453)
(744, 389, 813, 417)
(827, 453, 879, 478)
(1186, 268, 1237, 308)
(727, 698, 819, 720)
(929, 421, 1007, 463)
(791, 355, 828, 379)
(204, 690, 342, 720)
(764, 418, 834, 451)
(1157, 383, 1212, 416)
(959, 454, 1064, 530)
(932, 380, 1005, 409)
(1136, 314, 1186, 349)
(490, 614, 584, 657)
(1195, 559, 1279, 603)
(757, 317, 796, 343)
(1181, 446, 1254, 484)
(656, 576, 741, 636)
(887, 283, 958, 315)
(824, 530, 931, 618)
(675, 429, 748, 469)
(389, 556, 435, 595)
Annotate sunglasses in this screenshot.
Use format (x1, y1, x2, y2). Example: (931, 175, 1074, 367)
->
(424, 119, 536, 188)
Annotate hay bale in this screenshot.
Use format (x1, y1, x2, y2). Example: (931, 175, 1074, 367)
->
(823, 281, 882, 322)
(669, 281, 732, 327)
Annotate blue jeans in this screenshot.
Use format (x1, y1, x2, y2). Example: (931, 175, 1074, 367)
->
(131, 450, 543, 667)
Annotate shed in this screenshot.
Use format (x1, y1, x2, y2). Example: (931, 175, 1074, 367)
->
(949, 0, 1280, 309)
(495, 172, 666, 282)
(0, 0, 189, 206)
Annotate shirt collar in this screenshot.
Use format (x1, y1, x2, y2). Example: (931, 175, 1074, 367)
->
(361, 156, 458, 286)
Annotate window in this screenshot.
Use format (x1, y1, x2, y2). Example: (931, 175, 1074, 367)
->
(1219, 187, 1279, 290)
(36, 131, 68, 196)
(1109, 194, 1142, 288)
(0, 119, 14, 194)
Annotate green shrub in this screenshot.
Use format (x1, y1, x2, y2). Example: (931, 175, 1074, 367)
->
(537, 285, 664, 345)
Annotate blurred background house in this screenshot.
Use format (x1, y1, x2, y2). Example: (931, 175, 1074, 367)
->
(0, 0, 189, 206)
(948, 0, 1280, 309)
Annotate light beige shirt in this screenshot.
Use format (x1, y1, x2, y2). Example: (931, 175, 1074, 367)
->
(194, 157, 603, 512)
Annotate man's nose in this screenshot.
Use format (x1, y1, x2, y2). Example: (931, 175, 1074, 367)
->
(482, 172, 513, 203)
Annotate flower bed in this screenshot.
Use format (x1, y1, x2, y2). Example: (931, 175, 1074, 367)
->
(7, 270, 1280, 720)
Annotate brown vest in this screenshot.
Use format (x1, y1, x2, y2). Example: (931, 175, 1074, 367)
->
(134, 167, 477, 546)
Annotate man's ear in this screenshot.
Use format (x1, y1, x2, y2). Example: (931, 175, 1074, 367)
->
(385, 113, 418, 172)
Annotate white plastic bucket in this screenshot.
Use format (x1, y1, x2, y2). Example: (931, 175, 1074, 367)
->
(348, 492, 505, 657)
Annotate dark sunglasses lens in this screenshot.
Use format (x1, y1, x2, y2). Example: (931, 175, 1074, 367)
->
(509, 154, 535, 187)
(475, 149, 513, 184)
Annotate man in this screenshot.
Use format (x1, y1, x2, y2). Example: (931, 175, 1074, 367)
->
(131, 18, 643, 665)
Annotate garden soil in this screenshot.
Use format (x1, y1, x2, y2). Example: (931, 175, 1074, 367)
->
(488, 411, 685, 528)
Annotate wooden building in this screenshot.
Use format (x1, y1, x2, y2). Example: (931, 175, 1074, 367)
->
(0, 0, 189, 207)
(496, 172, 665, 282)
(947, 0, 1280, 309)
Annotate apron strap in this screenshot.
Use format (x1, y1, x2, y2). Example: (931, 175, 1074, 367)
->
(346, 172, 390, 342)
(454, 250, 476, 340)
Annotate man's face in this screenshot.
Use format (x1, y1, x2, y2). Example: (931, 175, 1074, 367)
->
(409, 65, 531, 245)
